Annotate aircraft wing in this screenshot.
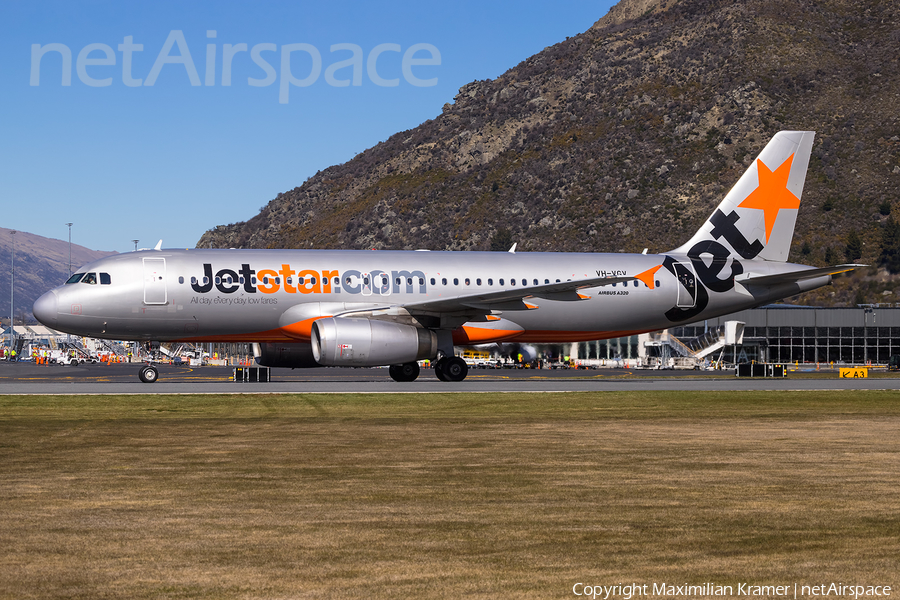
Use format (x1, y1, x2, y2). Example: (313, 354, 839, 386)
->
(735, 264, 864, 287)
(395, 274, 638, 315)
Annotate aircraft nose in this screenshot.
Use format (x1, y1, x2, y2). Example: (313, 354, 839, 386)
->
(33, 291, 59, 328)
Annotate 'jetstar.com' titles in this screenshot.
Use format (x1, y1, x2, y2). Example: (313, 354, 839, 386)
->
(189, 263, 427, 296)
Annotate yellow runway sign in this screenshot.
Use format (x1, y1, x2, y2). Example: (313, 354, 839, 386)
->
(839, 367, 868, 378)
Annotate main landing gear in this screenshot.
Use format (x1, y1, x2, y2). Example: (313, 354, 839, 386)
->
(387, 356, 469, 382)
(435, 356, 468, 382)
(388, 362, 420, 382)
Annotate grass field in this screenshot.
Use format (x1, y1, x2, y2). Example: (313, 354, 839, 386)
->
(1, 392, 898, 599)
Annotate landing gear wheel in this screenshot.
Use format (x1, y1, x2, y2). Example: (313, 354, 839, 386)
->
(388, 362, 420, 382)
(434, 360, 448, 382)
(139, 365, 159, 383)
(435, 357, 468, 382)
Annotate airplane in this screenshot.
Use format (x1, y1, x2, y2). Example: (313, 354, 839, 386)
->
(32, 131, 859, 383)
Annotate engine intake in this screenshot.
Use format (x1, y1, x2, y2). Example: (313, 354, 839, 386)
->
(311, 317, 437, 367)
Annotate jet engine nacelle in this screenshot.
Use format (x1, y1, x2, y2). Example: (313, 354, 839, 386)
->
(311, 317, 437, 367)
(254, 342, 319, 368)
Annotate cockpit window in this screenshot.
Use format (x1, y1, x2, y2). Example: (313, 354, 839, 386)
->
(82, 272, 98, 285)
(66, 273, 85, 284)
(100, 273, 111, 285)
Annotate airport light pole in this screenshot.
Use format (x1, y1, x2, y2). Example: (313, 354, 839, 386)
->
(132, 239, 139, 251)
(65, 223, 73, 275)
(9, 230, 16, 357)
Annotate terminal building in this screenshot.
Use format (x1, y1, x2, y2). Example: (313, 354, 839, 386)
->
(563, 306, 900, 367)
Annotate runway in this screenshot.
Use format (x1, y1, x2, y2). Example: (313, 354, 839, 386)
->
(2, 361, 898, 394)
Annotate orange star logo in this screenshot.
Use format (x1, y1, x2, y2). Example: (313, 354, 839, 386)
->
(737, 153, 799, 243)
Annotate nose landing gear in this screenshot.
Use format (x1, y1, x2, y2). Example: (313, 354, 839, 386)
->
(139, 364, 159, 383)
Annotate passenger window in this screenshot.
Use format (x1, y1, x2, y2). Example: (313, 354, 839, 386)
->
(488, 278, 493, 286)
(633, 281, 638, 287)
(499, 278, 505, 285)
(656, 280, 661, 287)
(533, 279, 538, 286)
(82, 272, 97, 285)
(453, 278, 459, 285)
(476, 278, 482, 286)
(191, 277, 197, 285)
(510, 279, 516, 286)
(430, 278, 436, 285)
(465, 278, 470, 286)
(177, 276, 184, 285)
(66, 273, 84, 284)
(544, 279, 549, 284)
(442, 278, 447, 285)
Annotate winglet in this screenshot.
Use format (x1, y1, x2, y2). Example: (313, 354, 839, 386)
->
(154, 240, 163, 251)
(508, 243, 517, 254)
(634, 265, 663, 290)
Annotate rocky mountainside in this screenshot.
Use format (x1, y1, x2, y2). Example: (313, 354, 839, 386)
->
(0, 228, 115, 324)
(199, 0, 900, 306)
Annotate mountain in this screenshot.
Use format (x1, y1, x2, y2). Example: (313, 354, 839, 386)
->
(0, 228, 116, 324)
(198, 0, 900, 306)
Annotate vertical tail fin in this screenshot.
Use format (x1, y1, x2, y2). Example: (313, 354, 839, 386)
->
(671, 131, 815, 262)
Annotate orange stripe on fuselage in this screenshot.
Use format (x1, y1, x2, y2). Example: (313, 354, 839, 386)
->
(176, 326, 657, 346)
(453, 326, 524, 345)
(279, 316, 331, 340)
(176, 317, 330, 343)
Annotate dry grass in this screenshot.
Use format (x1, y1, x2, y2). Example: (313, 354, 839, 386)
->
(0, 392, 898, 599)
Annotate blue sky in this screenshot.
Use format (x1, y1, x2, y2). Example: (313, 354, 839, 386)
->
(1, 1, 615, 253)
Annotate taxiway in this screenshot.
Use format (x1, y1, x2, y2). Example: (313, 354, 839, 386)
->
(1, 361, 897, 394)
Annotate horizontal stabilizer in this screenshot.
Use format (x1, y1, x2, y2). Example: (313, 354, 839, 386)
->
(735, 264, 864, 287)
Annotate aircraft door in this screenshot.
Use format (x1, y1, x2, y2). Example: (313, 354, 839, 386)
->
(673, 261, 697, 308)
(143, 257, 167, 305)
